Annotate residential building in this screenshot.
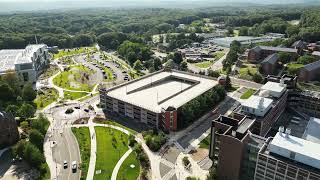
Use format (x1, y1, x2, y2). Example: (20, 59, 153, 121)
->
(99, 69, 218, 131)
(0, 44, 50, 83)
(298, 60, 320, 82)
(0, 111, 19, 148)
(261, 53, 279, 75)
(248, 46, 298, 62)
(291, 40, 307, 53)
(288, 90, 320, 117)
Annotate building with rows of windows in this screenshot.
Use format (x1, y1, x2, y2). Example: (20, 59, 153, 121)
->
(0, 44, 50, 83)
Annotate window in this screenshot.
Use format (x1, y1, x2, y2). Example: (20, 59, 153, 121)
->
(22, 72, 29, 81)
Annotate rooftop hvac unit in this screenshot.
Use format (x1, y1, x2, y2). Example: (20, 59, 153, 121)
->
(285, 128, 291, 136)
(278, 126, 285, 133)
(231, 130, 236, 137)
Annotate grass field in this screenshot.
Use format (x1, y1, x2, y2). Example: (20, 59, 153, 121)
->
(53, 48, 87, 59)
(194, 61, 212, 68)
(72, 127, 91, 180)
(93, 118, 137, 135)
(64, 91, 88, 100)
(199, 135, 211, 149)
(238, 63, 258, 80)
(240, 89, 256, 99)
(117, 152, 140, 180)
(34, 88, 59, 109)
(94, 127, 129, 180)
(213, 51, 225, 60)
(53, 65, 94, 91)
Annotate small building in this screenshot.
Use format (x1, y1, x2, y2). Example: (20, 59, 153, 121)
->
(248, 46, 298, 63)
(0, 44, 50, 84)
(0, 111, 19, 148)
(261, 53, 279, 75)
(291, 40, 307, 53)
(298, 60, 320, 82)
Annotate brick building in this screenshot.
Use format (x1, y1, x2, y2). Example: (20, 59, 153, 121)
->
(261, 53, 279, 75)
(248, 46, 297, 63)
(99, 70, 218, 132)
(298, 60, 320, 82)
(0, 111, 19, 148)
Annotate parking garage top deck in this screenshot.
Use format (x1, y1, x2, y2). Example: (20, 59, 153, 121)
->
(105, 70, 218, 113)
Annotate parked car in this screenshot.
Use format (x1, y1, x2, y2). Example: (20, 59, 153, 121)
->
(71, 161, 77, 173)
(63, 160, 68, 169)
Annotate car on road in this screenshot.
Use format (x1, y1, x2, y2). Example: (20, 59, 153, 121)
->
(63, 160, 68, 169)
(84, 109, 89, 113)
(71, 161, 77, 173)
(75, 106, 80, 109)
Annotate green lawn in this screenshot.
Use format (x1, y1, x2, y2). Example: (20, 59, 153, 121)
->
(72, 127, 91, 180)
(64, 91, 88, 100)
(34, 88, 59, 109)
(199, 135, 211, 149)
(93, 118, 137, 135)
(53, 65, 95, 91)
(213, 51, 225, 60)
(94, 127, 129, 180)
(240, 89, 256, 99)
(53, 48, 87, 59)
(117, 151, 140, 180)
(238, 64, 258, 80)
(298, 82, 320, 92)
(286, 63, 304, 75)
(194, 61, 212, 69)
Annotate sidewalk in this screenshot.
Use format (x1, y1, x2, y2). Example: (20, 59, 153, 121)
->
(86, 116, 97, 180)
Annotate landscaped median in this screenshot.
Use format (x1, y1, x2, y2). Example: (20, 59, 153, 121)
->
(34, 88, 59, 109)
(53, 65, 95, 92)
(72, 127, 91, 180)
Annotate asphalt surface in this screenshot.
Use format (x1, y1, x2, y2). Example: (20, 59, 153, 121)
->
(73, 55, 104, 85)
(45, 96, 99, 180)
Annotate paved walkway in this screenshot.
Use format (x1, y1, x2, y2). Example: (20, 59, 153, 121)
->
(111, 148, 133, 180)
(86, 116, 97, 180)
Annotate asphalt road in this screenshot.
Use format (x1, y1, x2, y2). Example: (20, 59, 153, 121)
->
(45, 96, 99, 180)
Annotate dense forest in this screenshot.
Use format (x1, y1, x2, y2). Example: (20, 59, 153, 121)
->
(1, 6, 320, 50)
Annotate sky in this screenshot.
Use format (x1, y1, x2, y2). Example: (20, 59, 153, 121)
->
(0, 0, 317, 13)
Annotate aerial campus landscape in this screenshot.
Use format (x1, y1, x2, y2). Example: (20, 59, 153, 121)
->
(1, 1, 320, 180)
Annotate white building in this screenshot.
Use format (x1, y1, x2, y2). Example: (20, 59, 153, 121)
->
(260, 81, 287, 98)
(241, 95, 273, 117)
(0, 44, 50, 83)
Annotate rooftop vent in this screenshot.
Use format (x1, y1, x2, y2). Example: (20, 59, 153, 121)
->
(285, 128, 291, 137)
(231, 130, 236, 137)
(258, 97, 264, 109)
(278, 126, 285, 133)
(279, 78, 285, 87)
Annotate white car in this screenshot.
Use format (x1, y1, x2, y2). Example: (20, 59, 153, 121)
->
(63, 160, 68, 169)
(71, 161, 77, 173)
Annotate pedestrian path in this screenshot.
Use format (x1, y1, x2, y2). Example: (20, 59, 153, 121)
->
(111, 148, 133, 180)
(86, 116, 97, 180)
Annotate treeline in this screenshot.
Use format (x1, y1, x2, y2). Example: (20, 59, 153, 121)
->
(178, 85, 226, 128)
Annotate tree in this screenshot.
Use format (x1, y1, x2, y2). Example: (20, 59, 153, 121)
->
(208, 70, 220, 78)
(252, 73, 263, 83)
(30, 113, 49, 135)
(297, 55, 317, 65)
(278, 52, 293, 64)
(0, 82, 15, 101)
(133, 60, 144, 71)
(239, 26, 249, 36)
(172, 52, 183, 64)
(225, 74, 231, 90)
(22, 83, 36, 101)
(2, 70, 20, 94)
(153, 57, 162, 71)
(23, 142, 45, 168)
(18, 103, 36, 119)
(5, 104, 19, 117)
(164, 59, 174, 69)
(29, 129, 44, 151)
(180, 61, 188, 71)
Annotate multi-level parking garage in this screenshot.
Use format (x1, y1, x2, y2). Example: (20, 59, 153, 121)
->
(99, 69, 218, 132)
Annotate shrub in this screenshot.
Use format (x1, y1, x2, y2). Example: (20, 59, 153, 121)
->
(183, 156, 190, 167)
(128, 134, 136, 147)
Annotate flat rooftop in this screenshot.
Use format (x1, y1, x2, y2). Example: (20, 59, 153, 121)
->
(106, 71, 217, 113)
(0, 44, 46, 73)
(260, 81, 286, 98)
(269, 132, 320, 170)
(242, 95, 273, 111)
